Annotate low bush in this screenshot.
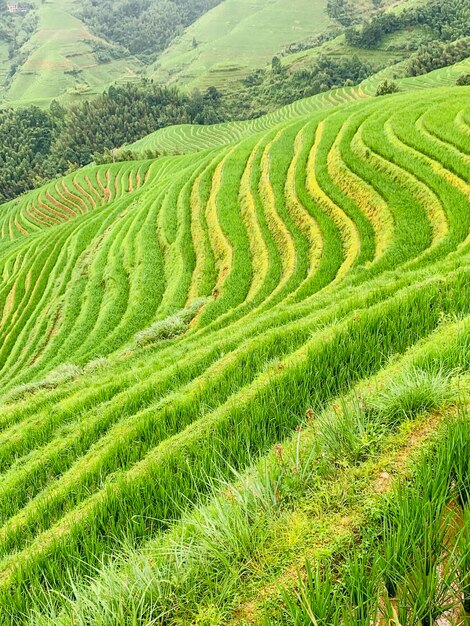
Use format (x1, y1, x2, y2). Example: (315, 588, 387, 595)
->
(375, 80, 399, 96)
(457, 73, 470, 85)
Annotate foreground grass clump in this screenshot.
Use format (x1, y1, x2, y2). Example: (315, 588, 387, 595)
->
(0, 84, 468, 623)
(370, 367, 453, 425)
(282, 410, 470, 626)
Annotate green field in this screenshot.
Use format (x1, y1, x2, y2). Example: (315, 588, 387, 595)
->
(0, 67, 469, 623)
(147, 0, 417, 91)
(148, 0, 334, 91)
(1, 0, 144, 107)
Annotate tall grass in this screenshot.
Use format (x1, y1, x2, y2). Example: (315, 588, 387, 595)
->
(24, 331, 468, 625)
(370, 367, 453, 425)
(283, 410, 470, 626)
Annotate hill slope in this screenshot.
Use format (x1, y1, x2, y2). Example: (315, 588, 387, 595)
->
(126, 55, 470, 156)
(148, 0, 415, 91)
(1, 0, 417, 106)
(1, 0, 144, 108)
(0, 81, 468, 622)
(148, 0, 334, 90)
(0, 0, 222, 107)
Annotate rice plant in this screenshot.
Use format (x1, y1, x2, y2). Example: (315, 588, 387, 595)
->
(283, 408, 470, 626)
(340, 552, 381, 625)
(0, 83, 468, 624)
(458, 507, 470, 614)
(281, 561, 340, 626)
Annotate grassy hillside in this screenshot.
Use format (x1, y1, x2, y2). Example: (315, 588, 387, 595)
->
(0, 0, 375, 106)
(148, 0, 416, 91)
(148, 0, 334, 91)
(2, 0, 144, 108)
(1, 0, 228, 107)
(0, 76, 468, 623)
(0, 0, 452, 108)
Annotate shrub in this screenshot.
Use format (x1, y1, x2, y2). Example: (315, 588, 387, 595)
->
(376, 80, 400, 96)
(457, 73, 470, 85)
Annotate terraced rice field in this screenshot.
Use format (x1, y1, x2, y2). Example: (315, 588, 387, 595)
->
(362, 55, 470, 97)
(0, 85, 469, 624)
(126, 84, 371, 156)
(1, 0, 144, 107)
(127, 60, 470, 159)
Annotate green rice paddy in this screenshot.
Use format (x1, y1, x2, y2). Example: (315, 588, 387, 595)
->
(0, 80, 468, 624)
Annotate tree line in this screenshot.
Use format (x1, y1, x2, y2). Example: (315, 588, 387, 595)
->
(0, 83, 225, 203)
(408, 37, 470, 76)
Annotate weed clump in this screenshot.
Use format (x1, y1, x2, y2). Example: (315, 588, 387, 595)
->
(83, 356, 109, 374)
(135, 315, 187, 346)
(370, 367, 452, 425)
(43, 363, 82, 385)
(8, 363, 83, 401)
(134, 298, 207, 347)
(317, 398, 383, 467)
